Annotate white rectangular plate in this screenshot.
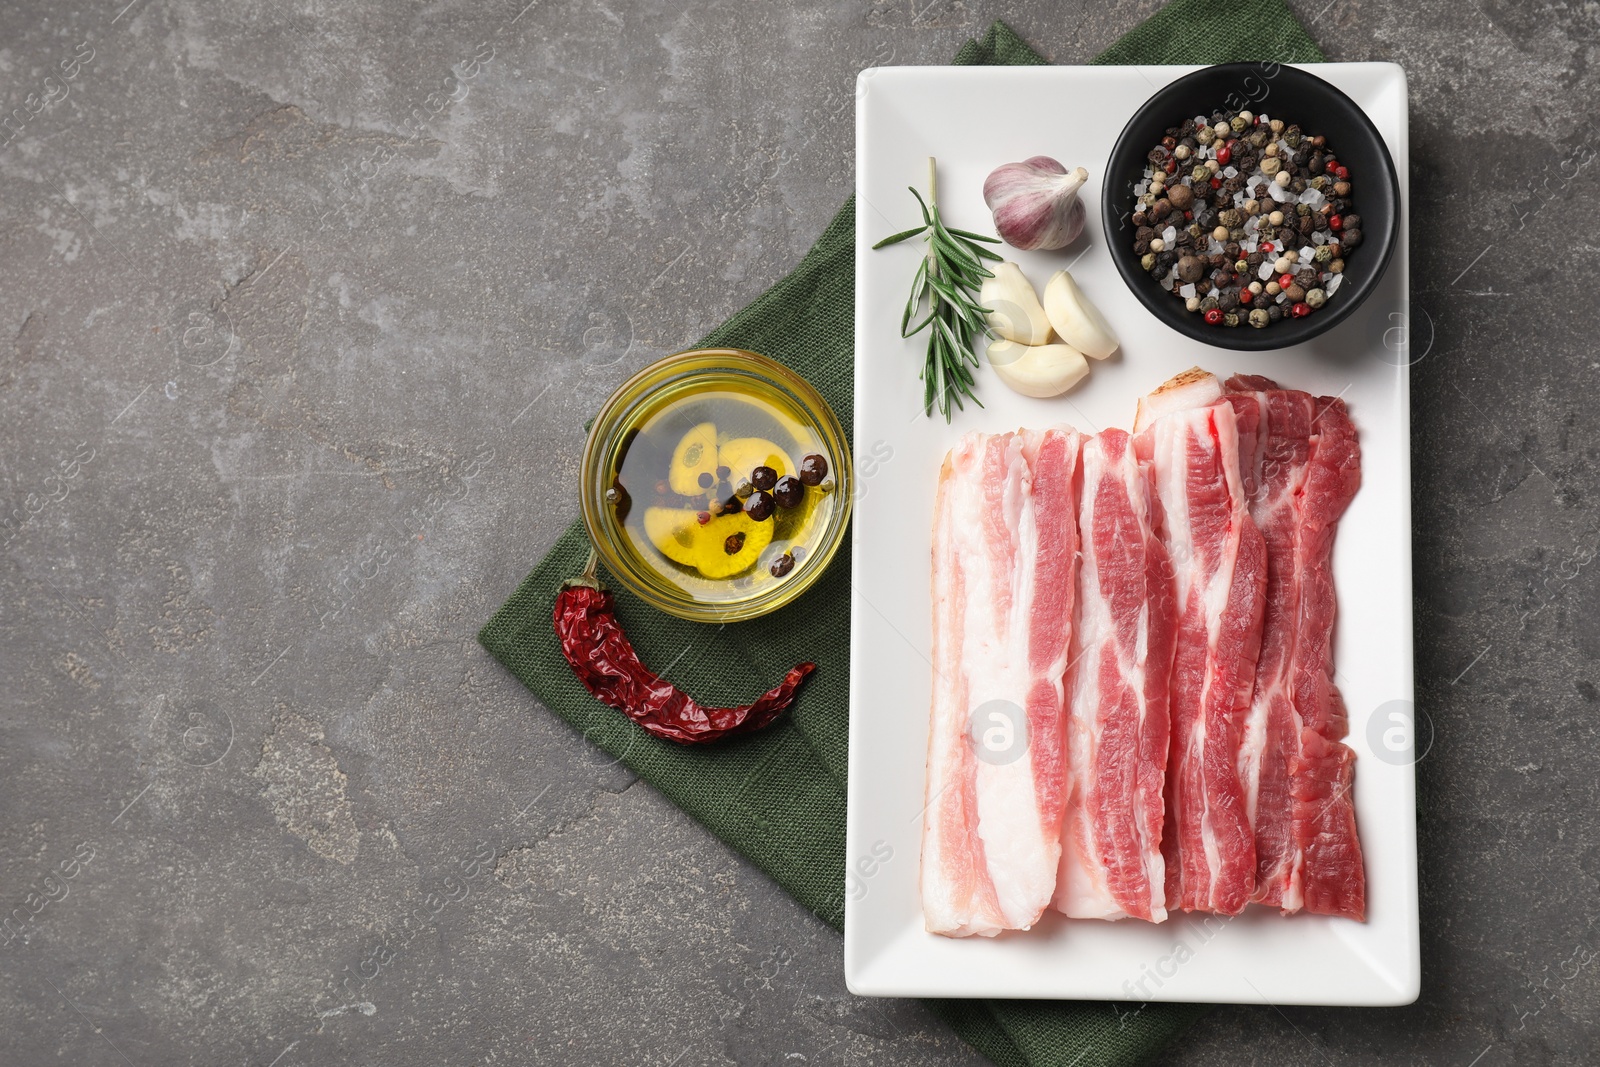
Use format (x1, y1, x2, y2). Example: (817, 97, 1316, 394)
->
(846, 64, 1417, 1006)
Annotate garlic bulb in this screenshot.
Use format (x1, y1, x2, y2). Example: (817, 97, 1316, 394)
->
(986, 339, 1090, 398)
(983, 157, 1089, 251)
(979, 262, 1053, 346)
(1042, 270, 1119, 360)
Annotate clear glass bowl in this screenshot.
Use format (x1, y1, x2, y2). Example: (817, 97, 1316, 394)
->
(579, 348, 852, 622)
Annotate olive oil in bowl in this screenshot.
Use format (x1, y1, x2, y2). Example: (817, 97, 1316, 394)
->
(581, 349, 852, 622)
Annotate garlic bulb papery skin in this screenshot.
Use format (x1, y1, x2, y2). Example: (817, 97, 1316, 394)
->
(983, 157, 1089, 251)
(986, 339, 1090, 398)
(980, 262, 1053, 345)
(1042, 269, 1119, 360)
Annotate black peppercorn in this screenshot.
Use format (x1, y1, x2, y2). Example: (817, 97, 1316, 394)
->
(772, 475, 804, 509)
(1341, 227, 1362, 249)
(750, 465, 777, 491)
(769, 552, 795, 578)
(724, 532, 746, 555)
(799, 454, 828, 486)
(745, 491, 774, 521)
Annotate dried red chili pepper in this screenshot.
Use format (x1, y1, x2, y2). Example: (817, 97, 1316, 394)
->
(553, 549, 814, 744)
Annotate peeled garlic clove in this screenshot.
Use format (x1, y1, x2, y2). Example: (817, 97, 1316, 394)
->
(979, 262, 1053, 346)
(1042, 269, 1119, 360)
(983, 157, 1089, 251)
(986, 339, 1090, 398)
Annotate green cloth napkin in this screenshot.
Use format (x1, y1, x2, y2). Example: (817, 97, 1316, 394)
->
(480, 5, 1323, 1064)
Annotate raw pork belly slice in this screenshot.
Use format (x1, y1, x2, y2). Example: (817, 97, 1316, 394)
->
(1293, 394, 1364, 920)
(1224, 375, 1365, 920)
(1056, 430, 1175, 922)
(1137, 377, 1266, 916)
(1223, 381, 1313, 910)
(922, 428, 1081, 936)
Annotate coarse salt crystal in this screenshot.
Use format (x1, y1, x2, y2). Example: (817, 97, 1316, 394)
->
(1163, 226, 1177, 244)
(1180, 283, 1197, 299)
(1269, 183, 1294, 203)
(1161, 268, 1178, 287)
(1299, 245, 1315, 262)
(1135, 181, 1149, 196)
(1242, 238, 1258, 253)
(1207, 239, 1225, 255)
(1258, 261, 1274, 280)
(1299, 188, 1324, 207)
(1311, 230, 1327, 245)
(1326, 274, 1343, 295)
(1245, 216, 1261, 232)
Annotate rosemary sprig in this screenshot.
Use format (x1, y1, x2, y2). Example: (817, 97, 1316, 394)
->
(871, 156, 1001, 421)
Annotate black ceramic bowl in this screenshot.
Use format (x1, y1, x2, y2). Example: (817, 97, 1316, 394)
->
(1101, 63, 1399, 352)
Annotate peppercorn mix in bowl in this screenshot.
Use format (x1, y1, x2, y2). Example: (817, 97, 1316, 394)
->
(1100, 63, 1399, 351)
(580, 348, 853, 622)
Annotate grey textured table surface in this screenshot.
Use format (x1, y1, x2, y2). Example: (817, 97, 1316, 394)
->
(3, 1, 1596, 1064)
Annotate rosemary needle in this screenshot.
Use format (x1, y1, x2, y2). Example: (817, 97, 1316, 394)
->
(871, 156, 1001, 421)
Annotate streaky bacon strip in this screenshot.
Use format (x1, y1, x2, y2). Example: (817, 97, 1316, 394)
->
(1222, 382, 1314, 909)
(1139, 387, 1265, 916)
(1222, 375, 1364, 920)
(1021, 427, 1082, 911)
(922, 437, 1003, 937)
(1056, 429, 1175, 922)
(1290, 390, 1364, 920)
(922, 429, 1080, 936)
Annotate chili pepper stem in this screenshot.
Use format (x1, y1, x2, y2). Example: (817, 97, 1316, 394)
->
(564, 546, 603, 591)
